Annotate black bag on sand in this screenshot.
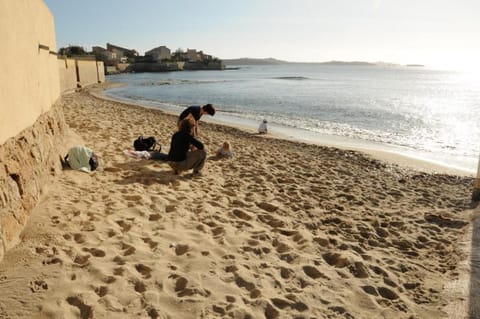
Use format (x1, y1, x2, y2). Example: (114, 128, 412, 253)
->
(133, 136, 159, 151)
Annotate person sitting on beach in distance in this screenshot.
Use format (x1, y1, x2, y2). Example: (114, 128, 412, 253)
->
(216, 141, 234, 159)
(258, 119, 268, 134)
(167, 118, 207, 175)
(178, 104, 215, 137)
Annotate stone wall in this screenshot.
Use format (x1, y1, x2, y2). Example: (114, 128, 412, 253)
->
(0, 103, 67, 260)
(77, 60, 104, 87)
(58, 58, 78, 93)
(0, 0, 67, 261)
(59, 58, 105, 93)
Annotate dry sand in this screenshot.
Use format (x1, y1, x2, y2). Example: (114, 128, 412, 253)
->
(0, 87, 476, 319)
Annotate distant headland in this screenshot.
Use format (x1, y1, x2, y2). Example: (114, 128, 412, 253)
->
(222, 57, 424, 68)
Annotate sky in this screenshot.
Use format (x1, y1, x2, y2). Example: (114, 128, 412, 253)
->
(44, 0, 480, 70)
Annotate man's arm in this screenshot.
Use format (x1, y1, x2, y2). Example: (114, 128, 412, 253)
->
(193, 121, 199, 137)
(188, 135, 204, 150)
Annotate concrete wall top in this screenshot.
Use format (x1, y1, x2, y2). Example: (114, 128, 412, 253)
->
(0, 0, 60, 145)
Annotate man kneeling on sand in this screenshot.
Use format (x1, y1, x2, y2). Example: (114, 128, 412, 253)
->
(167, 119, 206, 175)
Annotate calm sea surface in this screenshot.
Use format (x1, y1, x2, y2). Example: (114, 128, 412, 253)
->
(105, 64, 480, 172)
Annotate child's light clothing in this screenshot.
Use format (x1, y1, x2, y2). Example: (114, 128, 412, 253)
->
(123, 149, 152, 159)
(258, 121, 268, 134)
(216, 147, 233, 158)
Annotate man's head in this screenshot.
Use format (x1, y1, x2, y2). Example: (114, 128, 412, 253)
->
(202, 104, 215, 116)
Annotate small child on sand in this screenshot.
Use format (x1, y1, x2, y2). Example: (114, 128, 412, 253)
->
(258, 119, 268, 134)
(216, 141, 234, 158)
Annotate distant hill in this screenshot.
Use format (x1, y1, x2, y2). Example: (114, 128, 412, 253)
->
(222, 58, 289, 65)
(318, 60, 375, 66)
(222, 58, 406, 67)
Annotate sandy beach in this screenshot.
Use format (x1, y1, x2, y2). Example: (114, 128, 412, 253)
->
(0, 86, 476, 318)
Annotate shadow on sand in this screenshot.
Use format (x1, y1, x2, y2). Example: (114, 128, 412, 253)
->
(111, 160, 202, 186)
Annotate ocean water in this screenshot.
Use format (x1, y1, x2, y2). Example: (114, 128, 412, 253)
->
(105, 64, 480, 173)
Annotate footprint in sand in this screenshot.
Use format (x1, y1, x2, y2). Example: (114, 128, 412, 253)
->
(66, 296, 93, 319)
(80, 221, 96, 232)
(174, 276, 188, 292)
(113, 267, 124, 276)
(134, 280, 147, 293)
(120, 243, 136, 256)
(172, 244, 189, 256)
(264, 303, 280, 319)
(250, 289, 262, 298)
(270, 297, 308, 311)
(103, 276, 116, 284)
(148, 214, 161, 221)
(74, 254, 90, 266)
(258, 214, 285, 228)
(73, 233, 85, 244)
(234, 274, 257, 294)
(29, 279, 48, 292)
(122, 194, 143, 202)
(116, 220, 132, 232)
(42, 257, 62, 265)
(272, 239, 291, 254)
(279, 252, 298, 264)
(135, 263, 152, 279)
(322, 252, 351, 268)
(171, 275, 211, 298)
(247, 239, 259, 246)
(349, 261, 370, 278)
(257, 202, 279, 212)
(280, 267, 293, 279)
(226, 295, 236, 303)
(142, 237, 159, 250)
(362, 285, 378, 296)
(113, 256, 126, 265)
(212, 305, 227, 315)
(35, 247, 47, 255)
(94, 286, 108, 297)
(84, 248, 106, 257)
(232, 209, 253, 221)
(147, 307, 160, 319)
(303, 265, 329, 280)
(50, 216, 60, 225)
(165, 205, 177, 213)
(211, 226, 224, 237)
(377, 286, 399, 300)
(329, 306, 348, 317)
